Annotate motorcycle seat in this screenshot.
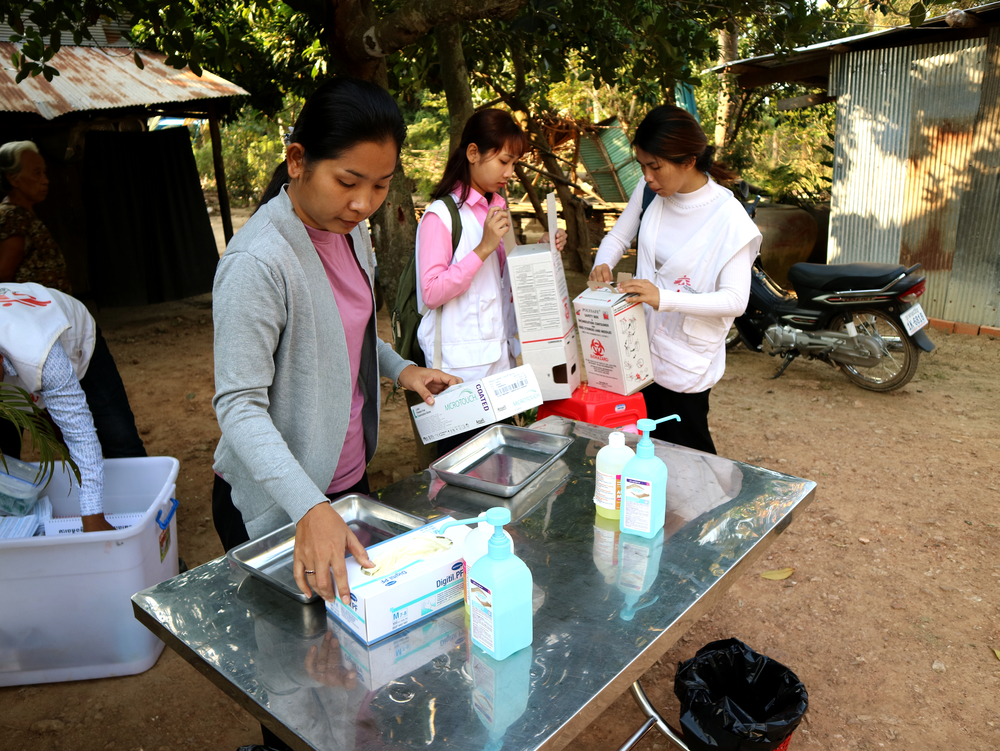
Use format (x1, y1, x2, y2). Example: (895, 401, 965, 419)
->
(787, 262, 906, 292)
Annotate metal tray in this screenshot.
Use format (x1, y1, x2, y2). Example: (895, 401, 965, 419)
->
(430, 425, 574, 498)
(226, 495, 428, 603)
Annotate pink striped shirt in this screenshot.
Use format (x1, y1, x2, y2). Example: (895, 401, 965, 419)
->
(418, 186, 507, 309)
(304, 224, 371, 493)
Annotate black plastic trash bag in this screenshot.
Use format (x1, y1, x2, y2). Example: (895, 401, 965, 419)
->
(674, 638, 808, 751)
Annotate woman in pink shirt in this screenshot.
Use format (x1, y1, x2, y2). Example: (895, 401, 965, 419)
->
(415, 110, 565, 456)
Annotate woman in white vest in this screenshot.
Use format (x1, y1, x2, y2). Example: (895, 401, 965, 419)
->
(0, 282, 145, 531)
(416, 109, 564, 456)
(591, 105, 762, 454)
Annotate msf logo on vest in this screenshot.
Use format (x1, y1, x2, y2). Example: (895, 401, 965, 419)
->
(590, 339, 609, 361)
(0, 290, 52, 308)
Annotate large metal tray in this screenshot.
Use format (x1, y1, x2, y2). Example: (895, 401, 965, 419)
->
(430, 425, 574, 498)
(226, 494, 428, 603)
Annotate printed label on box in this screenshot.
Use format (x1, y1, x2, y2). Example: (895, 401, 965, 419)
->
(410, 365, 543, 444)
(574, 286, 653, 396)
(326, 518, 471, 644)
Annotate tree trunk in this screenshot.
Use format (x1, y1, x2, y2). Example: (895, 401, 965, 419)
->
(435, 22, 474, 155)
(324, 0, 418, 309)
(715, 22, 739, 149)
(370, 160, 417, 321)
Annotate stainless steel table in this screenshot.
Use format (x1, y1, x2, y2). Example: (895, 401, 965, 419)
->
(132, 417, 815, 751)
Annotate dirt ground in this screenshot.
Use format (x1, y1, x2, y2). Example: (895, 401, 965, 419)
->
(2, 218, 999, 750)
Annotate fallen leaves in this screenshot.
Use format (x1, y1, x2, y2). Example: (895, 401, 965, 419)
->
(761, 567, 795, 580)
(992, 648, 1000, 662)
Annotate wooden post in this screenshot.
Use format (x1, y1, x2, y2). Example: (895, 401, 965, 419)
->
(207, 100, 234, 246)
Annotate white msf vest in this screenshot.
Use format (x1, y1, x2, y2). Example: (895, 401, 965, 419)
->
(637, 186, 760, 393)
(415, 197, 518, 382)
(0, 282, 97, 409)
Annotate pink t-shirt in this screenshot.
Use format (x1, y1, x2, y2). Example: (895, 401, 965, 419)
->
(417, 186, 507, 309)
(304, 224, 372, 493)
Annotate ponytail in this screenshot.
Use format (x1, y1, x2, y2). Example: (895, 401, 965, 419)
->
(694, 145, 736, 184)
(256, 161, 290, 213)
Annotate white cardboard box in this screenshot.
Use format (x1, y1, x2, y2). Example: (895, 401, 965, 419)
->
(330, 608, 466, 691)
(573, 282, 654, 396)
(508, 193, 574, 343)
(410, 364, 543, 445)
(0, 457, 180, 686)
(327, 517, 471, 644)
(521, 327, 581, 401)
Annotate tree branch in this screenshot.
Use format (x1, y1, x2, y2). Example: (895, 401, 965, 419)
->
(363, 0, 527, 58)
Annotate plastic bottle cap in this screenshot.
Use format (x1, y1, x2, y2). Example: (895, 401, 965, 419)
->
(485, 507, 511, 526)
(609, 431, 625, 447)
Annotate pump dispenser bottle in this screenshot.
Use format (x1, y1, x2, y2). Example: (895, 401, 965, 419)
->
(594, 431, 634, 519)
(462, 522, 515, 612)
(620, 415, 680, 538)
(439, 508, 533, 660)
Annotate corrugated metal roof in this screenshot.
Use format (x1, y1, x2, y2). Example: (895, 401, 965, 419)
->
(707, 1, 1000, 74)
(0, 43, 247, 120)
(579, 119, 642, 202)
(0, 19, 133, 47)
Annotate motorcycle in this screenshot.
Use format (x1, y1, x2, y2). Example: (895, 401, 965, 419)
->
(729, 185, 935, 392)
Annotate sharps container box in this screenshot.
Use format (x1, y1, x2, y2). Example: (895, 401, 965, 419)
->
(0, 456, 180, 686)
(573, 276, 654, 396)
(507, 193, 580, 400)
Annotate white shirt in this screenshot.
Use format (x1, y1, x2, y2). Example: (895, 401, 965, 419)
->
(594, 180, 761, 392)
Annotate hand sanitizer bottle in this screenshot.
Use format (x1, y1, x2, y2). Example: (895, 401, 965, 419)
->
(594, 431, 634, 520)
(438, 508, 533, 660)
(620, 416, 680, 538)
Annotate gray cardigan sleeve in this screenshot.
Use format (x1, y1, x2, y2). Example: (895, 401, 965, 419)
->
(212, 251, 331, 524)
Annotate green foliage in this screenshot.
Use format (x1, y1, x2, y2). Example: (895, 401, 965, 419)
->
(192, 99, 299, 206)
(0, 384, 80, 488)
(398, 92, 450, 201)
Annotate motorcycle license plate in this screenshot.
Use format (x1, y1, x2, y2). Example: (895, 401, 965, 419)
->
(901, 303, 928, 335)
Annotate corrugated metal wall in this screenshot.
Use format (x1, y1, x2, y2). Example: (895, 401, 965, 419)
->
(828, 34, 1000, 326)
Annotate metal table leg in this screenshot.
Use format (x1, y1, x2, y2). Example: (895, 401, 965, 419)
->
(617, 680, 691, 751)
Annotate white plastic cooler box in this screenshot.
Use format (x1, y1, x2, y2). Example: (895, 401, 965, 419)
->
(0, 456, 180, 686)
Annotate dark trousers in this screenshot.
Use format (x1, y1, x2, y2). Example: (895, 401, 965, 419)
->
(0, 327, 146, 460)
(212, 471, 371, 751)
(641, 382, 717, 455)
(211, 473, 371, 553)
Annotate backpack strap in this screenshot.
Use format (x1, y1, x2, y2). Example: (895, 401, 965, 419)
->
(638, 183, 656, 223)
(429, 194, 464, 370)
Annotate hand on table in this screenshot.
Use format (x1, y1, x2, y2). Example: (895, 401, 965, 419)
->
(540, 228, 568, 252)
(616, 278, 660, 309)
(294, 502, 373, 604)
(305, 631, 358, 689)
(399, 364, 462, 406)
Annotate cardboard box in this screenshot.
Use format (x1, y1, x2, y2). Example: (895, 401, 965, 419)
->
(521, 327, 581, 401)
(573, 279, 654, 396)
(327, 517, 472, 644)
(508, 193, 574, 343)
(330, 608, 466, 691)
(410, 364, 543, 445)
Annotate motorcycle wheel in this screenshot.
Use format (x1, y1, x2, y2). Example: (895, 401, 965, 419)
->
(832, 309, 920, 391)
(725, 324, 742, 350)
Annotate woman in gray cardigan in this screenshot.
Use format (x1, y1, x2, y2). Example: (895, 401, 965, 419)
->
(212, 78, 458, 609)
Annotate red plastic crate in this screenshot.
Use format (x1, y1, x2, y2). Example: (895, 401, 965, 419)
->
(537, 383, 647, 430)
